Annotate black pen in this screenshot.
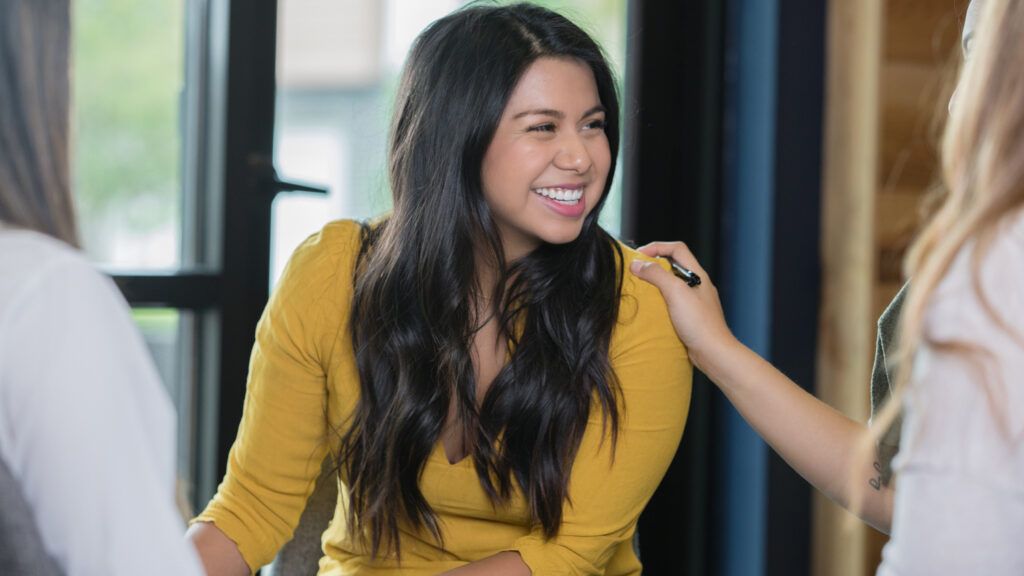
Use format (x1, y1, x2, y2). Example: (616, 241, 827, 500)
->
(666, 258, 702, 288)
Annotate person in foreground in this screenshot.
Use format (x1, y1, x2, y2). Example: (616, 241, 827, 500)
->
(0, 0, 206, 574)
(187, 4, 691, 575)
(632, 0, 1024, 572)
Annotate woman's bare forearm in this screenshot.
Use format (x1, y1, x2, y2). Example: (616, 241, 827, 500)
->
(438, 551, 531, 576)
(702, 337, 893, 533)
(185, 522, 251, 576)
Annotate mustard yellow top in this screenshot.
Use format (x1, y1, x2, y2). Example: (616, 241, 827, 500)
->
(195, 220, 692, 576)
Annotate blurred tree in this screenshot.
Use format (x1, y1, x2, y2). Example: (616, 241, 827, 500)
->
(72, 0, 184, 244)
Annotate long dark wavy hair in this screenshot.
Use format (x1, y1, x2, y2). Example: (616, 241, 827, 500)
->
(341, 2, 624, 557)
(0, 0, 77, 246)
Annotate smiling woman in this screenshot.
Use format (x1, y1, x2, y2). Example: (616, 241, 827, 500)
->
(482, 57, 612, 257)
(187, 4, 691, 576)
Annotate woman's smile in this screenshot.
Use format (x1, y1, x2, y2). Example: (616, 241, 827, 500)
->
(531, 185, 588, 217)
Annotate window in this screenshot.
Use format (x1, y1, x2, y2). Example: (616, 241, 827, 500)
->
(73, 0, 185, 271)
(72, 0, 225, 509)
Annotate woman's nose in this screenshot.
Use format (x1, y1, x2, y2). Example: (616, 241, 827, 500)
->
(553, 134, 592, 173)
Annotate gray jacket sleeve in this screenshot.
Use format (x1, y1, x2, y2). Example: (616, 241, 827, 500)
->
(869, 282, 909, 484)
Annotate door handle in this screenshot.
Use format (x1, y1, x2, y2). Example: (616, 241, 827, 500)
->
(269, 173, 328, 195)
(248, 153, 329, 198)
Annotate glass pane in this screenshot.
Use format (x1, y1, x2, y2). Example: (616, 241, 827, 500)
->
(132, 308, 196, 503)
(271, 0, 460, 286)
(72, 0, 186, 270)
(270, 0, 627, 286)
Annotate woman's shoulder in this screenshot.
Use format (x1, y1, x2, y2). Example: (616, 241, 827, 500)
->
(0, 229, 153, 391)
(605, 241, 691, 412)
(927, 210, 1024, 331)
(286, 219, 366, 270)
(0, 228, 110, 315)
(610, 240, 686, 351)
(614, 240, 675, 312)
(0, 227, 90, 272)
(275, 219, 366, 294)
(914, 210, 1024, 445)
(266, 220, 368, 354)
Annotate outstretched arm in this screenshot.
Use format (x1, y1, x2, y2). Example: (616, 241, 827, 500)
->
(439, 551, 531, 576)
(630, 241, 894, 533)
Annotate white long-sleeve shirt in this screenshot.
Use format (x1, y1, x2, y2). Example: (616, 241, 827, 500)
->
(0, 228, 204, 575)
(878, 213, 1024, 575)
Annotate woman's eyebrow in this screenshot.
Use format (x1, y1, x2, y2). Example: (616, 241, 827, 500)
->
(512, 105, 606, 121)
(513, 108, 564, 120)
(580, 105, 607, 119)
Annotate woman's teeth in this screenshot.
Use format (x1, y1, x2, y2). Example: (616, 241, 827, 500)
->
(533, 187, 584, 204)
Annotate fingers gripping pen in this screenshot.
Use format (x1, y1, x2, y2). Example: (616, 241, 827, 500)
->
(667, 259, 701, 288)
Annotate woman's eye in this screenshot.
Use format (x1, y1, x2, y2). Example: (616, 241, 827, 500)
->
(528, 123, 557, 133)
(584, 119, 607, 131)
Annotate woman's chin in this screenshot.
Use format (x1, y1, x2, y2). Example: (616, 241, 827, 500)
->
(542, 229, 584, 246)
(537, 221, 589, 246)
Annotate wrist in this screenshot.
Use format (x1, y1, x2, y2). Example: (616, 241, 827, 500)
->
(690, 332, 745, 383)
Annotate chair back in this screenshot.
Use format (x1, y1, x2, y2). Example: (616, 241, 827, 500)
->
(0, 456, 63, 575)
(265, 457, 338, 575)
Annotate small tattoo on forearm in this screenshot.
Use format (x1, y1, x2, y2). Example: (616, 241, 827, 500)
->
(868, 461, 885, 491)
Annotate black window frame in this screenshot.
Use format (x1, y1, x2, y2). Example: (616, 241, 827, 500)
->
(109, 0, 288, 507)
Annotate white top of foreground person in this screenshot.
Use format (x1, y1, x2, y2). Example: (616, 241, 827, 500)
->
(0, 227, 204, 576)
(878, 213, 1024, 575)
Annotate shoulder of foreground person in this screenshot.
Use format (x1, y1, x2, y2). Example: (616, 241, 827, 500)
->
(925, 210, 1024, 340)
(914, 209, 1024, 439)
(0, 228, 98, 300)
(0, 228, 147, 361)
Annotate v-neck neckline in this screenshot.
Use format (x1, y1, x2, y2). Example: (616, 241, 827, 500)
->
(432, 439, 474, 467)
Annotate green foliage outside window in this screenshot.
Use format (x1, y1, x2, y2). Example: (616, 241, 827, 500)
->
(72, 0, 184, 239)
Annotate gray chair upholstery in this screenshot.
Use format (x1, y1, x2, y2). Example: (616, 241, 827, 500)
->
(0, 457, 63, 576)
(265, 458, 339, 576)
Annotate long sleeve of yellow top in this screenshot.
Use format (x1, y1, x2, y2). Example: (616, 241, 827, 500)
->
(194, 220, 692, 576)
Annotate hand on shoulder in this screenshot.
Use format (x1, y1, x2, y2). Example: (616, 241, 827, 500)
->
(628, 241, 738, 373)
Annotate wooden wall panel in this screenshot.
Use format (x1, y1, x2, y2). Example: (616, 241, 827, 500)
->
(877, 0, 962, 273)
(879, 62, 946, 190)
(814, 2, 881, 575)
(885, 0, 965, 61)
(817, 1, 966, 574)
